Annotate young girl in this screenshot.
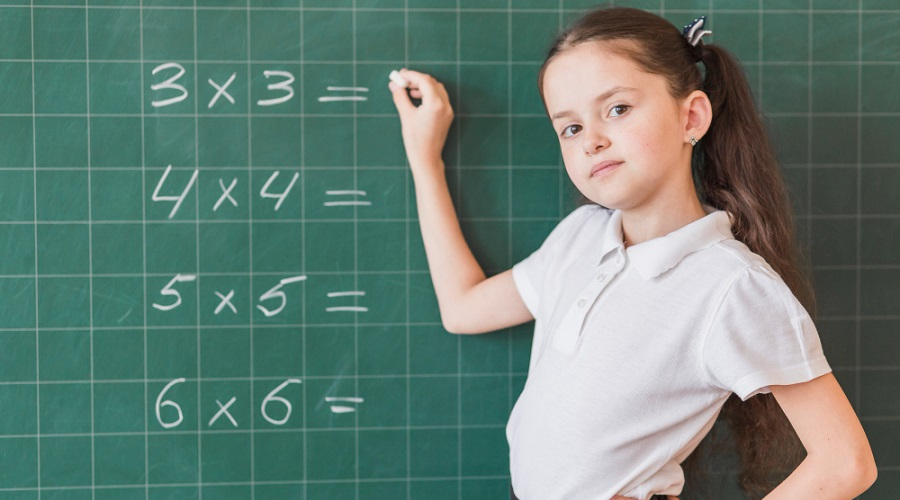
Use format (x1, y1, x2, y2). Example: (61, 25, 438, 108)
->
(388, 7, 876, 500)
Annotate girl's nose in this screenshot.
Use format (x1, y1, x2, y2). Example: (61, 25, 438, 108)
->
(582, 129, 609, 156)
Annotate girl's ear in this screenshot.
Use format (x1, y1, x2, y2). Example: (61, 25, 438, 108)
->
(683, 90, 712, 142)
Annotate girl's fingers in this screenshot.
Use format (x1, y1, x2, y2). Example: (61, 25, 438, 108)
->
(388, 81, 415, 117)
(397, 69, 441, 102)
(389, 69, 451, 118)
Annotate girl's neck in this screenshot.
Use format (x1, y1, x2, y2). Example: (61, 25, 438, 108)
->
(620, 195, 708, 248)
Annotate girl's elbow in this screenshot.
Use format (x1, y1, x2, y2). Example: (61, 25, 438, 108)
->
(855, 453, 878, 494)
(440, 310, 483, 335)
(440, 310, 469, 334)
(438, 300, 480, 334)
(842, 451, 878, 497)
(441, 317, 465, 334)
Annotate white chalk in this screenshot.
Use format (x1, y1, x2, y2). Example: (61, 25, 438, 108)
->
(389, 70, 409, 88)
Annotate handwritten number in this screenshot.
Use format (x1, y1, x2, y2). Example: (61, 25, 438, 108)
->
(261, 379, 302, 425)
(152, 274, 197, 311)
(152, 165, 199, 219)
(257, 275, 307, 317)
(156, 378, 186, 429)
(257, 70, 295, 107)
(259, 171, 299, 212)
(150, 63, 189, 108)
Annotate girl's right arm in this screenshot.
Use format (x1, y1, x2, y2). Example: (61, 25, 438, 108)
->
(389, 69, 533, 334)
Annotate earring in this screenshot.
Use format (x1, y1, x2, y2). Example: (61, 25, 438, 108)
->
(690, 135, 698, 146)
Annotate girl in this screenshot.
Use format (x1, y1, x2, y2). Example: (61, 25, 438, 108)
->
(388, 7, 876, 500)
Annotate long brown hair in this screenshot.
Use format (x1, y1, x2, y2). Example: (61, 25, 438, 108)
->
(539, 7, 815, 499)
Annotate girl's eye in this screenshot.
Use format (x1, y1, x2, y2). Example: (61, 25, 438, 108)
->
(561, 124, 582, 138)
(610, 105, 630, 117)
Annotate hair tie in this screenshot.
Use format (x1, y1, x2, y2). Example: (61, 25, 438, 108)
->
(682, 16, 712, 62)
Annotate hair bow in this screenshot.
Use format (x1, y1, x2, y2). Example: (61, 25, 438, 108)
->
(682, 16, 712, 47)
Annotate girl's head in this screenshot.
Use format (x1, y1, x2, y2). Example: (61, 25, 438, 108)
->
(538, 7, 796, 247)
(540, 34, 711, 213)
(539, 7, 816, 498)
(538, 7, 721, 214)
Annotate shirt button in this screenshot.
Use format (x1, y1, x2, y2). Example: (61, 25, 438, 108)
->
(597, 274, 606, 282)
(577, 298, 587, 308)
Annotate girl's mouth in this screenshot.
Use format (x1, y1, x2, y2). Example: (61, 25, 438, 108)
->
(591, 161, 623, 177)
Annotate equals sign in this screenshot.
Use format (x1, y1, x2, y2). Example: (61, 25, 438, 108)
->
(324, 190, 371, 207)
(326, 291, 368, 313)
(326, 396, 364, 414)
(318, 86, 369, 102)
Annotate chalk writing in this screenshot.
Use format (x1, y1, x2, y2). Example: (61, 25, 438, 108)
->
(326, 396, 365, 414)
(149, 63, 296, 108)
(151, 169, 303, 217)
(150, 63, 189, 108)
(152, 165, 198, 219)
(214, 290, 237, 315)
(155, 378, 186, 429)
(318, 85, 369, 102)
(324, 190, 371, 207)
(154, 379, 320, 429)
(209, 397, 239, 427)
(326, 290, 368, 313)
(257, 70, 296, 107)
(152, 274, 197, 311)
(256, 275, 307, 317)
(259, 171, 300, 212)
(208, 72, 237, 108)
(214, 178, 239, 211)
(261, 378, 302, 425)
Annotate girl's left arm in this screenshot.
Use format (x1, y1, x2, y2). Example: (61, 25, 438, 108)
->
(764, 372, 878, 499)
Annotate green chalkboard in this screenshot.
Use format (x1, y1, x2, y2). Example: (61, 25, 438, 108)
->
(0, 1, 895, 499)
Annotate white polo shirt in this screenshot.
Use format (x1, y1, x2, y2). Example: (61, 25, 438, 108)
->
(508, 204, 831, 500)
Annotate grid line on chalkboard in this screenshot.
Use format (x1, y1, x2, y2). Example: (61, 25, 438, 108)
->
(855, 0, 863, 427)
(0, 473, 517, 493)
(84, 4, 97, 499)
(352, 2, 361, 498)
(8, 5, 900, 14)
(10, 59, 900, 65)
(192, 2, 203, 498)
(28, 3, 42, 499)
(9, 109, 900, 119)
(139, 1, 150, 498)
(0, 373, 534, 387)
(246, 1, 257, 499)
(300, 3, 309, 496)
(404, 2, 411, 498)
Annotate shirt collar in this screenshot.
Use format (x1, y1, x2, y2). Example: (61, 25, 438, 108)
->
(597, 206, 735, 279)
(598, 209, 627, 263)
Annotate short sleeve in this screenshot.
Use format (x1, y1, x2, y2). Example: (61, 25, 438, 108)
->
(511, 205, 598, 317)
(702, 266, 832, 401)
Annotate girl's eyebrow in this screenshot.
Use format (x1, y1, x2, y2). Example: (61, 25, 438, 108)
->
(550, 86, 638, 121)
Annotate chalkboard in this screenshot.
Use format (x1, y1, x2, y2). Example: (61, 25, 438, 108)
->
(0, 1, 895, 500)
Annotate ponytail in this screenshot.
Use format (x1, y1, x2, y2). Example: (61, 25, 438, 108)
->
(686, 43, 814, 500)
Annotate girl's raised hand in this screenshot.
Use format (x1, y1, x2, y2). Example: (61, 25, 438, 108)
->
(388, 69, 454, 174)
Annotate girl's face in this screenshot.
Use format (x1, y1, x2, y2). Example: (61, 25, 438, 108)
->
(542, 42, 695, 213)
